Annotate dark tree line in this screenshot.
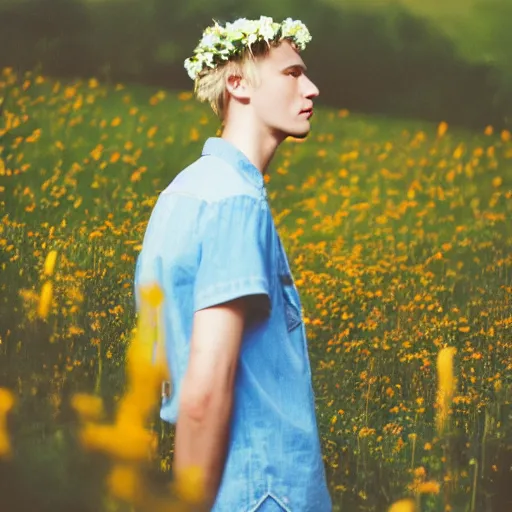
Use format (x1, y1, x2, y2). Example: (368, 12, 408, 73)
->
(0, 0, 509, 130)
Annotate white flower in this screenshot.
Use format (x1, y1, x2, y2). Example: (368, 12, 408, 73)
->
(259, 15, 274, 24)
(184, 58, 203, 80)
(208, 21, 225, 37)
(232, 18, 251, 32)
(281, 18, 311, 49)
(247, 32, 258, 45)
(226, 18, 255, 40)
(202, 51, 215, 66)
(258, 16, 276, 41)
(200, 33, 221, 49)
(184, 16, 312, 81)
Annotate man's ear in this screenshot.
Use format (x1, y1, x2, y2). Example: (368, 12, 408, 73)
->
(225, 73, 251, 102)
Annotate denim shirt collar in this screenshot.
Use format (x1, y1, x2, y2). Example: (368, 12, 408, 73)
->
(201, 137, 265, 193)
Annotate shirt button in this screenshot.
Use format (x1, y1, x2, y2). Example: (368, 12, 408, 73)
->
(283, 496, 289, 504)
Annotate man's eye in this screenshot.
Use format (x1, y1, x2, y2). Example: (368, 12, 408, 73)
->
(289, 70, 302, 78)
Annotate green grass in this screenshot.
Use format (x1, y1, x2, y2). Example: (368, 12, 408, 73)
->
(0, 67, 511, 511)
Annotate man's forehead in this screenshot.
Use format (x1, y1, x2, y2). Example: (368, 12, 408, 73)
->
(265, 40, 307, 69)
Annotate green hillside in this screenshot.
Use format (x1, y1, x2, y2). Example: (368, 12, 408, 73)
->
(0, 67, 511, 511)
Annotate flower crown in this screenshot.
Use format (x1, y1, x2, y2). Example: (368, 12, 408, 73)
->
(184, 16, 312, 81)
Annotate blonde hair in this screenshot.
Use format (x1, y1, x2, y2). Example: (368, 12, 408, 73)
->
(193, 39, 289, 122)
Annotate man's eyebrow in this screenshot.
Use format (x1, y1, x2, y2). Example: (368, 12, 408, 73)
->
(282, 63, 307, 72)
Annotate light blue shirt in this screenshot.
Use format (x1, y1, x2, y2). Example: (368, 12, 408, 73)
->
(134, 137, 332, 512)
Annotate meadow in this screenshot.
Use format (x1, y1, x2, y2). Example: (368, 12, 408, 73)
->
(0, 66, 511, 512)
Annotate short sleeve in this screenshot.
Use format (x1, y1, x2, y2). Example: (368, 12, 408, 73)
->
(193, 194, 272, 318)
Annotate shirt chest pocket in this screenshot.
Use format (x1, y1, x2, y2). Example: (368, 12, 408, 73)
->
(277, 240, 302, 332)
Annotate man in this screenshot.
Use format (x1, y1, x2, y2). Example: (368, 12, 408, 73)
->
(135, 16, 332, 512)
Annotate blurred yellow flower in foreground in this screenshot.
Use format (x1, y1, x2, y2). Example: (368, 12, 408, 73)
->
(0, 388, 15, 458)
(43, 249, 58, 276)
(388, 498, 416, 512)
(38, 281, 53, 319)
(80, 423, 156, 462)
(71, 393, 104, 421)
(173, 465, 205, 505)
(108, 463, 141, 503)
(140, 282, 164, 308)
(436, 346, 457, 434)
(69, 282, 207, 508)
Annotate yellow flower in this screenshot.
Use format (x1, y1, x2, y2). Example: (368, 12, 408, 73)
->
(0, 390, 14, 416)
(80, 423, 155, 461)
(130, 170, 141, 182)
(178, 91, 193, 101)
(388, 498, 416, 512)
(416, 480, 440, 494)
(38, 281, 53, 319)
(108, 464, 140, 503)
(139, 283, 164, 308)
(71, 394, 104, 421)
(453, 144, 464, 159)
(64, 86, 77, 99)
(413, 466, 425, 478)
(0, 388, 15, 458)
(436, 346, 457, 434)
(90, 144, 103, 161)
(359, 426, 376, 437)
(25, 128, 42, 143)
(492, 176, 502, 188)
(437, 121, 448, 137)
(190, 127, 200, 142)
(43, 250, 58, 276)
(110, 152, 121, 163)
(173, 465, 205, 505)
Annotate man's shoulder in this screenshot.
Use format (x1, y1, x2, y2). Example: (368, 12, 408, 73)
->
(161, 153, 259, 203)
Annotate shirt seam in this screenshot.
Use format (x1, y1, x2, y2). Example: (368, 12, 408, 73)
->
(194, 276, 270, 311)
(202, 145, 265, 192)
(160, 188, 263, 206)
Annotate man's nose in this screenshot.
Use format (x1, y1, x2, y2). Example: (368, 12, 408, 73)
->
(304, 76, 320, 99)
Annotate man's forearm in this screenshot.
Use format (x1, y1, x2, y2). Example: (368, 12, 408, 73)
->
(173, 392, 234, 509)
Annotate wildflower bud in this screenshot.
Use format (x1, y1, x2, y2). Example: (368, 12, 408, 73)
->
(38, 281, 53, 319)
(436, 346, 457, 434)
(43, 250, 58, 276)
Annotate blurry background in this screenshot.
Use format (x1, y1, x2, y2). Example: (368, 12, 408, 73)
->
(1, 2, 512, 512)
(0, 0, 511, 130)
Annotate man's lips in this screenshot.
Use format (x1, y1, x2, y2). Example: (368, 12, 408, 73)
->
(300, 108, 314, 118)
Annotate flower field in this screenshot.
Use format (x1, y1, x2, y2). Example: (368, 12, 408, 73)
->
(0, 66, 511, 511)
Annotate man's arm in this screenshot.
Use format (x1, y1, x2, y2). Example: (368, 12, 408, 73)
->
(172, 296, 249, 509)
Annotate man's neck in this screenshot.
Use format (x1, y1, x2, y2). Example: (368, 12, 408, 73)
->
(220, 123, 282, 176)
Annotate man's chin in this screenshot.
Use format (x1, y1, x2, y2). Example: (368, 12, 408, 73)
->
(287, 126, 311, 141)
